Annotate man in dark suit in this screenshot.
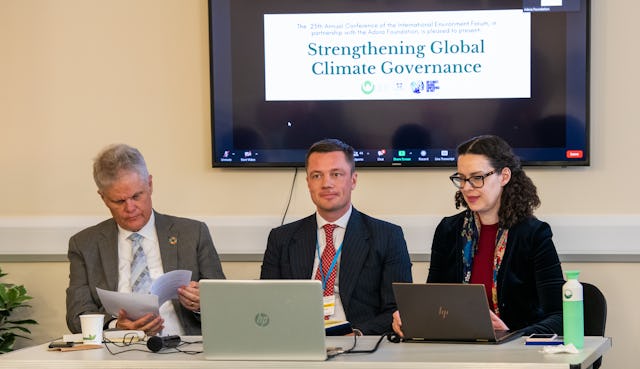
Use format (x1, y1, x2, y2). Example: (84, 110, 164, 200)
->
(260, 139, 412, 335)
(66, 144, 225, 336)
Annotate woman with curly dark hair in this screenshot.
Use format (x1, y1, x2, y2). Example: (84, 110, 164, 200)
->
(393, 135, 564, 337)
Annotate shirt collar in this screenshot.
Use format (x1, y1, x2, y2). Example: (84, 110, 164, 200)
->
(118, 211, 156, 242)
(316, 205, 352, 230)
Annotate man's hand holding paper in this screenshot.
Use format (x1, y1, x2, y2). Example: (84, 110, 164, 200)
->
(96, 270, 193, 332)
(178, 281, 201, 312)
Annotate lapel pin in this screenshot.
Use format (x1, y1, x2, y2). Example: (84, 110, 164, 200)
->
(168, 236, 178, 245)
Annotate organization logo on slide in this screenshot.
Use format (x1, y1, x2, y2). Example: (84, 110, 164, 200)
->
(254, 313, 270, 327)
(411, 81, 425, 94)
(411, 80, 440, 94)
(361, 81, 375, 95)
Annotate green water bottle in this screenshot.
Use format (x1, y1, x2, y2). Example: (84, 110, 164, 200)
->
(562, 270, 584, 349)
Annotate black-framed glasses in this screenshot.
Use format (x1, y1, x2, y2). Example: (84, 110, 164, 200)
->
(449, 170, 497, 189)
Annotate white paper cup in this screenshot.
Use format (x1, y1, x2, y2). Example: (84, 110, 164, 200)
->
(79, 314, 104, 345)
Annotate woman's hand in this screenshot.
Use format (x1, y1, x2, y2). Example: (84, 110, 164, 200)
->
(391, 310, 405, 338)
(489, 310, 509, 331)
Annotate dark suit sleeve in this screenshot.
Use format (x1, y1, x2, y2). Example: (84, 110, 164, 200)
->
(427, 217, 461, 283)
(195, 221, 225, 280)
(167, 219, 226, 335)
(65, 236, 109, 333)
(260, 218, 315, 280)
(260, 228, 284, 279)
(353, 224, 413, 335)
(516, 222, 564, 335)
(175, 221, 226, 335)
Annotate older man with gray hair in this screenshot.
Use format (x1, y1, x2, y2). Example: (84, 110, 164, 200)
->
(66, 144, 225, 336)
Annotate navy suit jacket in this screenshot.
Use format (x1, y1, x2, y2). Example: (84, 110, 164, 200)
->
(66, 211, 225, 335)
(260, 208, 412, 335)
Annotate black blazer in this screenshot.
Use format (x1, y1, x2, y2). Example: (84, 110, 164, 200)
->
(260, 208, 413, 335)
(66, 211, 226, 335)
(428, 211, 564, 335)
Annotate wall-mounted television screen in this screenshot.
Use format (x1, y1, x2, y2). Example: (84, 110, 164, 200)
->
(209, 0, 590, 167)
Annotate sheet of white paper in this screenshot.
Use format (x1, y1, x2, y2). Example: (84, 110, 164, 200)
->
(150, 269, 192, 306)
(97, 288, 159, 320)
(95, 270, 192, 321)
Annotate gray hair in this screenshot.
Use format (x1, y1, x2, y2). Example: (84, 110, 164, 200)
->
(93, 144, 149, 191)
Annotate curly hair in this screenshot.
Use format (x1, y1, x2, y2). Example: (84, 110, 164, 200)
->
(454, 135, 540, 228)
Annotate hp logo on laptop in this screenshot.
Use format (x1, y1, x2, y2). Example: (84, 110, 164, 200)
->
(438, 306, 449, 320)
(254, 313, 270, 327)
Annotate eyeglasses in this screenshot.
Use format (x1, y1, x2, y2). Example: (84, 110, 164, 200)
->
(449, 170, 497, 189)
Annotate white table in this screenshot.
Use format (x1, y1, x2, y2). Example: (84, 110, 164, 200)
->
(0, 336, 611, 369)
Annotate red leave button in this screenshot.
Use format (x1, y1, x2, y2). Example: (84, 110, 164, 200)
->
(566, 150, 583, 159)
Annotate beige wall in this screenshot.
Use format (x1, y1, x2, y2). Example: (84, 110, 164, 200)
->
(0, 1, 637, 368)
(1, 0, 638, 219)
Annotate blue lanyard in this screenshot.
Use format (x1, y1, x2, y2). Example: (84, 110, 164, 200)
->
(316, 238, 343, 293)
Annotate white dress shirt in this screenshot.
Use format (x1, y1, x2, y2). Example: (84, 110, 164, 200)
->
(116, 212, 185, 335)
(312, 205, 352, 322)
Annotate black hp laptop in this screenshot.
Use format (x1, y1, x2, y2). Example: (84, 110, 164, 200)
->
(392, 283, 523, 344)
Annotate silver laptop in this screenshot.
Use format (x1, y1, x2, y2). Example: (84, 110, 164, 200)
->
(200, 279, 327, 360)
(392, 283, 523, 344)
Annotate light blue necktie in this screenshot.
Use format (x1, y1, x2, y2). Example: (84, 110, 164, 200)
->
(129, 233, 152, 294)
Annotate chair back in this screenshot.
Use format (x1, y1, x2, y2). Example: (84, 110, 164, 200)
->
(582, 282, 607, 336)
(581, 282, 607, 369)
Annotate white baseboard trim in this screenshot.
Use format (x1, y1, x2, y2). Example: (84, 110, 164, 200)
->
(1, 214, 639, 262)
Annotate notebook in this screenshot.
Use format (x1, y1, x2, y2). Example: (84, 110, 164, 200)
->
(392, 283, 523, 344)
(199, 279, 327, 360)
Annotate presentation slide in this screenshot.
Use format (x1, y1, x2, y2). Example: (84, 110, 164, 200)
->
(264, 9, 530, 101)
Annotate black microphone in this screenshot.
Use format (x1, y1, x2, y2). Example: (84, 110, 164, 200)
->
(146, 335, 181, 352)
